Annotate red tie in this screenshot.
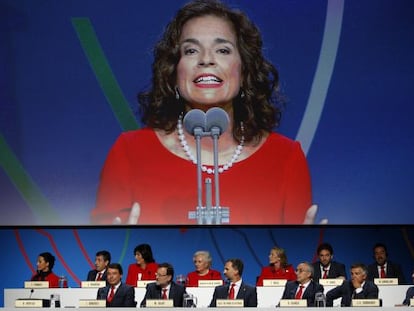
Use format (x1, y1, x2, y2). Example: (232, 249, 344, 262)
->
(295, 285, 304, 299)
(228, 283, 236, 299)
(162, 288, 168, 299)
(322, 268, 328, 279)
(107, 286, 115, 303)
(380, 266, 386, 278)
(96, 272, 102, 281)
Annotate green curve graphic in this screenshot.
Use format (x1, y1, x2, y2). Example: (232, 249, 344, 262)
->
(71, 17, 140, 131)
(0, 133, 59, 223)
(117, 228, 131, 264)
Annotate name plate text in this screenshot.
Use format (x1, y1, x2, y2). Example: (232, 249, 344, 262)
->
(81, 281, 106, 288)
(319, 278, 344, 286)
(78, 299, 106, 308)
(137, 280, 155, 288)
(262, 279, 287, 287)
(146, 299, 174, 307)
(15, 300, 43, 308)
(216, 299, 244, 307)
(374, 278, 398, 285)
(24, 281, 49, 288)
(351, 299, 381, 307)
(279, 299, 307, 307)
(198, 280, 223, 287)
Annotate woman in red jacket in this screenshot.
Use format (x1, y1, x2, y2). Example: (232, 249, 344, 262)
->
(30, 252, 60, 288)
(257, 247, 296, 286)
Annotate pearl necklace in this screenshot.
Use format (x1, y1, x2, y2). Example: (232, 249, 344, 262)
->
(177, 117, 245, 174)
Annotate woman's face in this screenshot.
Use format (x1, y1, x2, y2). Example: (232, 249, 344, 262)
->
(193, 254, 209, 274)
(176, 15, 242, 111)
(135, 252, 145, 266)
(269, 249, 281, 266)
(36, 256, 49, 272)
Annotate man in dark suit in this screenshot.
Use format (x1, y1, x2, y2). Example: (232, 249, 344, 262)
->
(87, 250, 111, 282)
(402, 269, 414, 305)
(97, 263, 136, 307)
(367, 243, 406, 284)
(209, 258, 257, 307)
(140, 262, 186, 307)
(312, 243, 346, 282)
(280, 262, 324, 307)
(326, 263, 378, 307)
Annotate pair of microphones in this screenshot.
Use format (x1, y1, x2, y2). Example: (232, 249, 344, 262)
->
(183, 107, 230, 225)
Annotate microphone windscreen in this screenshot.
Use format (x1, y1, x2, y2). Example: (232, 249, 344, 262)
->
(183, 109, 206, 135)
(206, 107, 229, 134)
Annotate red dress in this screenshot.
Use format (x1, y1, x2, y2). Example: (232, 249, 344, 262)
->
(185, 269, 223, 287)
(91, 128, 312, 224)
(30, 271, 60, 288)
(256, 264, 297, 286)
(125, 262, 158, 287)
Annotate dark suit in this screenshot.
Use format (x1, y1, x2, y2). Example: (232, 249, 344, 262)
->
(312, 261, 346, 282)
(367, 261, 406, 284)
(209, 281, 257, 307)
(280, 280, 324, 307)
(140, 281, 186, 307)
(97, 283, 136, 307)
(87, 269, 107, 282)
(402, 286, 414, 305)
(326, 280, 378, 307)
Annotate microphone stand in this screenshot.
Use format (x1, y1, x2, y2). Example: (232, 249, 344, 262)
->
(194, 128, 203, 217)
(211, 127, 221, 224)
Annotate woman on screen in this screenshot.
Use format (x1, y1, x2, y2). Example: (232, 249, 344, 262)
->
(90, 0, 317, 225)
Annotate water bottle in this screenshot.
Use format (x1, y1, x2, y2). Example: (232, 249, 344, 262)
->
(314, 292, 326, 307)
(50, 294, 55, 308)
(58, 275, 67, 288)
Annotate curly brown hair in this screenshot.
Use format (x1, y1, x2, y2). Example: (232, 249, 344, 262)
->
(138, 0, 282, 144)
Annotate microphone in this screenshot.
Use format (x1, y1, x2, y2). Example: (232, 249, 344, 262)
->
(205, 107, 229, 135)
(183, 109, 206, 136)
(183, 109, 207, 215)
(29, 289, 34, 299)
(206, 108, 229, 223)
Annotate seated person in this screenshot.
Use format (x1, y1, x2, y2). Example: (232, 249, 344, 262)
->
(209, 258, 257, 307)
(86, 250, 111, 281)
(140, 262, 186, 307)
(125, 244, 158, 286)
(312, 243, 346, 282)
(326, 263, 379, 307)
(401, 269, 414, 306)
(30, 252, 60, 288)
(367, 243, 406, 284)
(185, 250, 222, 287)
(280, 262, 324, 307)
(97, 263, 136, 307)
(257, 246, 296, 286)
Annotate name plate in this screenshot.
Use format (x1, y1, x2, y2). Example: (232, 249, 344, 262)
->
(24, 281, 49, 288)
(81, 281, 106, 288)
(216, 299, 244, 307)
(319, 278, 344, 286)
(79, 299, 106, 308)
(137, 280, 155, 288)
(262, 279, 287, 287)
(146, 299, 174, 307)
(351, 299, 381, 307)
(279, 299, 307, 307)
(374, 278, 398, 285)
(410, 298, 414, 306)
(198, 280, 223, 287)
(15, 299, 43, 308)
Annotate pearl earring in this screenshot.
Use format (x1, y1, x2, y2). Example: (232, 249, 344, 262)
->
(175, 87, 180, 100)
